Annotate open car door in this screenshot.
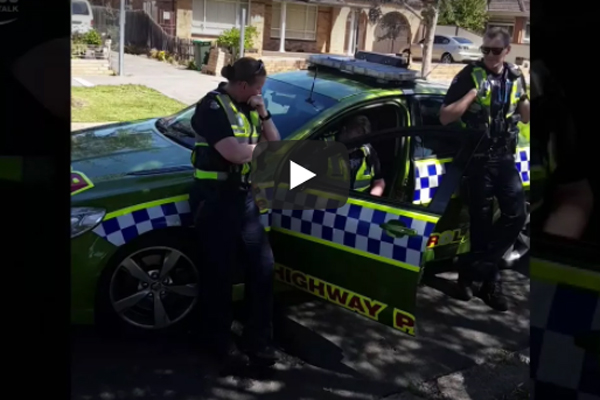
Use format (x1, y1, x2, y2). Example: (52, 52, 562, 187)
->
(530, 233, 599, 396)
(266, 126, 483, 336)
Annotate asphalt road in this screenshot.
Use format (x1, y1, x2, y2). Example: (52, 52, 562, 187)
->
(71, 261, 529, 400)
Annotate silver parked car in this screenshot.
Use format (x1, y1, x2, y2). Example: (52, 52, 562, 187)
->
(403, 35, 481, 64)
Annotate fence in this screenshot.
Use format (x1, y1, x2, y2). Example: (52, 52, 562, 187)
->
(91, 6, 195, 62)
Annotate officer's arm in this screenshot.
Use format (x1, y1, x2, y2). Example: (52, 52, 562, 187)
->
(193, 99, 257, 165)
(440, 70, 477, 125)
(544, 179, 594, 239)
(517, 76, 530, 123)
(261, 116, 281, 142)
(369, 150, 385, 197)
(214, 138, 257, 164)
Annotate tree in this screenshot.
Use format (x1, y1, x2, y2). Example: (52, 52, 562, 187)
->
(369, 0, 441, 79)
(377, 12, 408, 53)
(438, 0, 488, 34)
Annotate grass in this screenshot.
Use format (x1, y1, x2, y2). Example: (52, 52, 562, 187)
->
(71, 85, 186, 122)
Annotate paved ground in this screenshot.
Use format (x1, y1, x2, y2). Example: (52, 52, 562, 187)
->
(72, 53, 224, 105)
(72, 262, 529, 400)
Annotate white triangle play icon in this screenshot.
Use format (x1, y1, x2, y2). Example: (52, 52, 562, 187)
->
(289, 160, 316, 190)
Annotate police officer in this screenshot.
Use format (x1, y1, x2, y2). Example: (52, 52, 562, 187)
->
(189, 57, 281, 373)
(530, 60, 594, 239)
(338, 115, 385, 196)
(439, 28, 530, 311)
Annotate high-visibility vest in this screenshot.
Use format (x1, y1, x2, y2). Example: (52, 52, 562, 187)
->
(191, 91, 261, 182)
(353, 145, 374, 192)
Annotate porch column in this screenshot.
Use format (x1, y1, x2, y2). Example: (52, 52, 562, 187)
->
(279, 1, 287, 52)
(347, 9, 356, 55)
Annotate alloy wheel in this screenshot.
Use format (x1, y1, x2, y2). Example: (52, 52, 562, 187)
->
(109, 246, 199, 330)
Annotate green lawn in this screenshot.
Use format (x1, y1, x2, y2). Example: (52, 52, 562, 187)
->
(71, 85, 186, 122)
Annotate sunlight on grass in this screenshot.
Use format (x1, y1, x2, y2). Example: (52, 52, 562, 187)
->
(71, 85, 185, 122)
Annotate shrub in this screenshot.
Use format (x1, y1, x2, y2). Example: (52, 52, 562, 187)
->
(82, 29, 103, 46)
(216, 26, 257, 60)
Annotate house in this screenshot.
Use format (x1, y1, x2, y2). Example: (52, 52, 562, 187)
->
(487, 0, 529, 63)
(169, 0, 425, 56)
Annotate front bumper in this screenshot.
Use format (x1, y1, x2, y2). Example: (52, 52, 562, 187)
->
(71, 231, 117, 324)
(454, 52, 481, 62)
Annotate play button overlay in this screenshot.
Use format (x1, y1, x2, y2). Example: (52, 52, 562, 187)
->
(251, 140, 350, 210)
(289, 160, 316, 190)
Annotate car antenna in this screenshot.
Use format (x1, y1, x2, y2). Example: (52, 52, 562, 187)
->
(306, 66, 318, 105)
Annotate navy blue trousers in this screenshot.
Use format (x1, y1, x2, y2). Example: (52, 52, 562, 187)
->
(465, 154, 527, 282)
(190, 181, 274, 354)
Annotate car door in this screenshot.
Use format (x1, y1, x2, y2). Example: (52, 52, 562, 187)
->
(530, 232, 599, 396)
(432, 36, 447, 60)
(268, 124, 480, 337)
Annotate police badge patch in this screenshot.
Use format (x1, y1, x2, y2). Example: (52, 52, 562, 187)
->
(209, 100, 220, 110)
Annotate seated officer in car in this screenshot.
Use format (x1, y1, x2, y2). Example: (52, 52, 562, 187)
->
(338, 115, 386, 196)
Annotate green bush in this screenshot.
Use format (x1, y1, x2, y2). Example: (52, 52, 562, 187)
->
(216, 26, 258, 59)
(72, 29, 103, 46)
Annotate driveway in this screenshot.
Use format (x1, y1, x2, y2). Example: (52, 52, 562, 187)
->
(72, 53, 225, 105)
(72, 264, 529, 400)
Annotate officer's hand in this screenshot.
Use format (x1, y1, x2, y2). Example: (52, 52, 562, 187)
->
(248, 95, 267, 115)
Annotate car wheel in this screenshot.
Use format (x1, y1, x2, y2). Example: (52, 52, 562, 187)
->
(441, 53, 453, 64)
(95, 230, 200, 336)
(500, 202, 530, 268)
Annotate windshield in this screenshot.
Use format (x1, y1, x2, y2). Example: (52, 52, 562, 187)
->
(72, 1, 90, 15)
(162, 77, 338, 140)
(453, 37, 473, 44)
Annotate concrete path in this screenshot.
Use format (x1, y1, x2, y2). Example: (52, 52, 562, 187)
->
(71, 122, 117, 131)
(72, 53, 225, 105)
(72, 264, 529, 400)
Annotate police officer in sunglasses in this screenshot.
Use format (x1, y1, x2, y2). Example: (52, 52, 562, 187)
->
(439, 28, 530, 312)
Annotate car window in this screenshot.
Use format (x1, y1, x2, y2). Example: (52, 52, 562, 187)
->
(159, 78, 338, 140)
(72, 1, 90, 15)
(440, 37, 450, 45)
(452, 37, 473, 44)
(313, 102, 409, 199)
(413, 96, 462, 159)
(262, 78, 338, 139)
(433, 36, 443, 44)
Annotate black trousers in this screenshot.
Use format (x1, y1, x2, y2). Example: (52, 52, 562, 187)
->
(190, 181, 275, 354)
(464, 153, 527, 282)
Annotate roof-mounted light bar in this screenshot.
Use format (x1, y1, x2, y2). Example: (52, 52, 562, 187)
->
(308, 51, 418, 82)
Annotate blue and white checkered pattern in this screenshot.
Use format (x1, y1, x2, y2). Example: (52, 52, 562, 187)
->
(271, 200, 436, 268)
(515, 147, 530, 184)
(412, 147, 531, 205)
(531, 280, 600, 400)
(93, 199, 193, 247)
(413, 159, 448, 205)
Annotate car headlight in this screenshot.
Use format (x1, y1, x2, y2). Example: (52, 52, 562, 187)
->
(71, 207, 106, 239)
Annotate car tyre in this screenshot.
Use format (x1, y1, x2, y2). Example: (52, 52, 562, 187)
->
(95, 229, 201, 338)
(441, 53, 453, 64)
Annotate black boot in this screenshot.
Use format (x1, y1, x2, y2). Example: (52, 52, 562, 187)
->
(477, 281, 509, 312)
(456, 275, 474, 301)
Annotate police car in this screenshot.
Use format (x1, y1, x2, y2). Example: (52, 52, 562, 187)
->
(71, 52, 531, 334)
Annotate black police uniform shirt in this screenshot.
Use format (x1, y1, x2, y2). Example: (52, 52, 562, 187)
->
(190, 82, 257, 169)
(443, 61, 524, 153)
(348, 144, 383, 189)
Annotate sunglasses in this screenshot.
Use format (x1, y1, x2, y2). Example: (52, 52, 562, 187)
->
(480, 46, 505, 56)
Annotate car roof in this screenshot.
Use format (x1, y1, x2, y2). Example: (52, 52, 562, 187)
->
(268, 70, 448, 101)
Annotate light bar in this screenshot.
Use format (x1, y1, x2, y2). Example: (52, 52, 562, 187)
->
(308, 52, 418, 82)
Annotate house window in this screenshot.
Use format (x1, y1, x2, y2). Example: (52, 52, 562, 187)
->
(192, 0, 249, 36)
(523, 23, 530, 43)
(487, 22, 514, 40)
(271, 2, 318, 41)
